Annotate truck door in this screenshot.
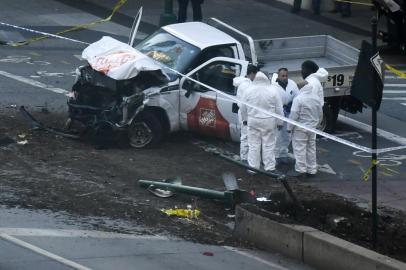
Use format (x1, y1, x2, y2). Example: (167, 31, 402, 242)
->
(179, 57, 248, 141)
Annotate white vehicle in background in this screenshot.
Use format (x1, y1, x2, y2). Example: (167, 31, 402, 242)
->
(127, 18, 361, 148)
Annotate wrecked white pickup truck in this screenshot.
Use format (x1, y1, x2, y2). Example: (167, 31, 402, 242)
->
(67, 18, 362, 148)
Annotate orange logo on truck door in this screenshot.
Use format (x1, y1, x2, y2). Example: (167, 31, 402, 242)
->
(187, 97, 230, 139)
(199, 108, 216, 127)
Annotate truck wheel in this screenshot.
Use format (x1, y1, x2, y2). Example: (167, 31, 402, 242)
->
(128, 112, 163, 148)
(318, 105, 338, 133)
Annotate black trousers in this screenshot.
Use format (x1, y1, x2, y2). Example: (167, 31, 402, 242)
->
(334, 1, 351, 16)
(178, 0, 203, 23)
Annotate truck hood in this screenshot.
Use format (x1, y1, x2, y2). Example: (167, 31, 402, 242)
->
(82, 36, 169, 81)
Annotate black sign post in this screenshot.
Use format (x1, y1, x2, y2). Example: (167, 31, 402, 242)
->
(371, 16, 379, 250)
(351, 16, 384, 250)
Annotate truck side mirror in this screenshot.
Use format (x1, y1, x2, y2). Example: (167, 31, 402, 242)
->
(185, 90, 191, 98)
(183, 80, 194, 98)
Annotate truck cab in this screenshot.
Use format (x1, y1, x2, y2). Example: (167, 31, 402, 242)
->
(129, 21, 250, 147)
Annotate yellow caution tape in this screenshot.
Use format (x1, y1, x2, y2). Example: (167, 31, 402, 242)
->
(385, 64, 406, 79)
(336, 0, 373, 6)
(363, 159, 378, 181)
(10, 0, 127, 47)
(363, 159, 400, 181)
(161, 208, 201, 219)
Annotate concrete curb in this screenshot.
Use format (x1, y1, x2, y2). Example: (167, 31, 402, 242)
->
(234, 206, 406, 270)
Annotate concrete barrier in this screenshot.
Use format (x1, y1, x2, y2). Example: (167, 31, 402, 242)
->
(303, 231, 406, 270)
(234, 206, 316, 261)
(234, 205, 406, 270)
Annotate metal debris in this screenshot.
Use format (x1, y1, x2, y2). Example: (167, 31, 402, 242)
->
(17, 140, 28, 145)
(256, 197, 272, 202)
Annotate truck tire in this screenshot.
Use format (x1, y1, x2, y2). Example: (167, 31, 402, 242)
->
(128, 111, 163, 148)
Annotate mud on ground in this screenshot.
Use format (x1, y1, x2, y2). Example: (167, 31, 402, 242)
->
(1, 108, 406, 262)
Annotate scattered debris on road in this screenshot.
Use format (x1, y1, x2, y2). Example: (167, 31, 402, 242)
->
(20, 106, 81, 139)
(16, 140, 28, 145)
(161, 208, 201, 219)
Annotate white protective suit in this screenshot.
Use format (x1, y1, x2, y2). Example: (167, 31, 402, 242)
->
(287, 84, 323, 174)
(233, 76, 252, 161)
(241, 72, 284, 171)
(271, 74, 299, 158)
(304, 67, 328, 106)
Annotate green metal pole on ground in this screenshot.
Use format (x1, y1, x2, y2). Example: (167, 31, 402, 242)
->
(138, 179, 235, 207)
(159, 0, 177, 26)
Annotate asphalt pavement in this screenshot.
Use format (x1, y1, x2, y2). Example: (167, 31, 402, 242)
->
(0, 207, 312, 270)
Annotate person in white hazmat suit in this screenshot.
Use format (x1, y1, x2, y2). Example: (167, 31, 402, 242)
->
(271, 68, 299, 163)
(300, 60, 329, 107)
(240, 72, 284, 173)
(287, 83, 323, 177)
(232, 65, 259, 162)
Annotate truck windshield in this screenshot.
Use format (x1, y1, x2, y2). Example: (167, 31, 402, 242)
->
(135, 29, 200, 81)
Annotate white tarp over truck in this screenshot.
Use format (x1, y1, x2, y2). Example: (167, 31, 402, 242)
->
(82, 36, 168, 80)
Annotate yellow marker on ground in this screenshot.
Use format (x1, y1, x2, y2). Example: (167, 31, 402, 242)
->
(161, 208, 201, 219)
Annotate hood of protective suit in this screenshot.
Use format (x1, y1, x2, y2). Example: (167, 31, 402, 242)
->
(306, 67, 328, 83)
(241, 71, 283, 122)
(253, 71, 270, 84)
(233, 76, 251, 87)
(270, 73, 278, 84)
(288, 82, 322, 132)
(299, 83, 313, 95)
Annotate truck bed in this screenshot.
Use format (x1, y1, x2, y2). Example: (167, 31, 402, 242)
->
(256, 35, 358, 70)
(255, 35, 359, 97)
(262, 56, 348, 72)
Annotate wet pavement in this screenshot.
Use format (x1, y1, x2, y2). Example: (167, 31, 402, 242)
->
(0, 207, 312, 270)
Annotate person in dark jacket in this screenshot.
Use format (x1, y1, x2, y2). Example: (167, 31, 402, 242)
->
(178, 0, 204, 23)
